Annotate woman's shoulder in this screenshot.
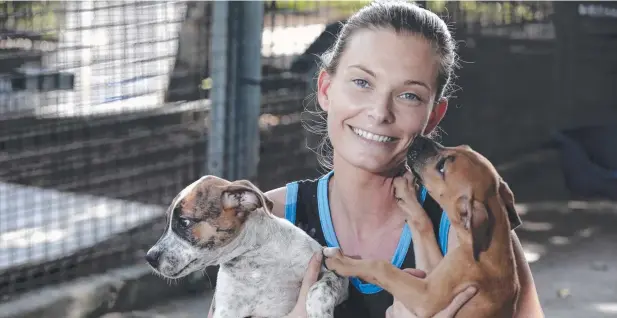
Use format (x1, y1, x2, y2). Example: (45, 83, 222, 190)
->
(265, 186, 287, 218)
(264, 176, 322, 219)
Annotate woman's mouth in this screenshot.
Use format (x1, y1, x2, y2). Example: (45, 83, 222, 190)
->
(350, 126, 397, 143)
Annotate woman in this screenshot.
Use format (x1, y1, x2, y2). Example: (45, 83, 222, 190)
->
(210, 1, 543, 317)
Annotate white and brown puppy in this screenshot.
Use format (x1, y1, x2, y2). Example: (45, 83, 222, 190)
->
(145, 175, 348, 318)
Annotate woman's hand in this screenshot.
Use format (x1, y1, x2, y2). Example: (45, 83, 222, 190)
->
(285, 252, 323, 318)
(385, 269, 478, 318)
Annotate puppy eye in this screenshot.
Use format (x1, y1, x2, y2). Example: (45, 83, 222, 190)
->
(179, 218, 193, 228)
(436, 157, 447, 176)
(436, 156, 455, 177)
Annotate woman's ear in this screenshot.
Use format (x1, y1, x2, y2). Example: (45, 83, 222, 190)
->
(317, 70, 332, 112)
(424, 98, 448, 135)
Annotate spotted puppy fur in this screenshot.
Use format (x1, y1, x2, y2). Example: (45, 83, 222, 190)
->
(146, 175, 349, 318)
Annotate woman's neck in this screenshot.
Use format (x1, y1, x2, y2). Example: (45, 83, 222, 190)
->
(329, 154, 404, 238)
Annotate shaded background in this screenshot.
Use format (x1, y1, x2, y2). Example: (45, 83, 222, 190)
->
(0, 1, 615, 317)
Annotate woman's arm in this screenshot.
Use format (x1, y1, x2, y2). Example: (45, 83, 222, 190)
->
(265, 186, 288, 218)
(511, 232, 544, 317)
(447, 230, 544, 317)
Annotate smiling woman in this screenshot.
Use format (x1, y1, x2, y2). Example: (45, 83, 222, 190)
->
(315, 27, 447, 174)
(206, 1, 544, 317)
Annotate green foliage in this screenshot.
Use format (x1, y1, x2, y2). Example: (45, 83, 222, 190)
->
(274, 0, 372, 15)
(272, 1, 549, 25)
(0, 1, 62, 39)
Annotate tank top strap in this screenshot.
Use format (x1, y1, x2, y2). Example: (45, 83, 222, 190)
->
(284, 172, 454, 257)
(284, 177, 327, 245)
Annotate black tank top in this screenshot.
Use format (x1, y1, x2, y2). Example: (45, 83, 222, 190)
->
(284, 171, 521, 318)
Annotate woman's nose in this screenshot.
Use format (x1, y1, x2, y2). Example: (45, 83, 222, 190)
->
(367, 96, 394, 124)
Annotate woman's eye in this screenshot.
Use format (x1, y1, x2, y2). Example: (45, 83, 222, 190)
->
(352, 79, 370, 88)
(400, 93, 421, 101)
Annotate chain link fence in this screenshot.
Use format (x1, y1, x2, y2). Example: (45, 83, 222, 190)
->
(1, 0, 616, 306)
(0, 1, 208, 300)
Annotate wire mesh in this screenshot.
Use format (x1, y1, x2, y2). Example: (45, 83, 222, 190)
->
(0, 1, 208, 301)
(257, 0, 557, 188)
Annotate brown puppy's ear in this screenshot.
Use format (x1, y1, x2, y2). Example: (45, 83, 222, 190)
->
(498, 179, 521, 230)
(221, 180, 274, 213)
(456, 197, 494, 262)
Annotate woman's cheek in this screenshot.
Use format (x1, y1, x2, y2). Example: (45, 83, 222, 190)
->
(341, 84, 372, 109)
(400, 106, 431, 134)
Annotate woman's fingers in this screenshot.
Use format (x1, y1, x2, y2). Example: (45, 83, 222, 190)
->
(435, 285, 478, 318)
(401, 268, 427, 279)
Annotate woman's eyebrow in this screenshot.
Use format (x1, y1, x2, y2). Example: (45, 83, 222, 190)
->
(348, 64, 376, 77)
(403, 79, 430, 91)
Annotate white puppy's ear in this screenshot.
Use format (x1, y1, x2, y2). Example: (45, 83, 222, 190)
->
(221, 180, 274, 213)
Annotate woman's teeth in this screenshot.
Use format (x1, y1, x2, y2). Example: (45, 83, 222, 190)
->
(352, 127, 394, 143)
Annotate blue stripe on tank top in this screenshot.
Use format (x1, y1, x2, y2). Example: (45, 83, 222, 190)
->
(317, 171, 435, 294)
(438, 210, 451, 255)
(284, 181, 299, 225)
(283, 172, 451, 294)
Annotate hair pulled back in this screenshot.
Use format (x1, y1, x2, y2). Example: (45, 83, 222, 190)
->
(304, 0, 459, 170)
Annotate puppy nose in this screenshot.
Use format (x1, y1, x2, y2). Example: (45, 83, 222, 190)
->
(410, 135, 431, 153)
(408, 135, 432, 161)
(145, 250, 161, 268)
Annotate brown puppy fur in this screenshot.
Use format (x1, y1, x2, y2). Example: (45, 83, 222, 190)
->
(146, 175, 276, 279)
(180, 177, 274, 250)
(324, 137, 520, 318)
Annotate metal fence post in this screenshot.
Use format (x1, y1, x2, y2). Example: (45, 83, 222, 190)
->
(208, 1, 264, 181)
(208, 2, 229, 179)
(239, 1, 264, 183)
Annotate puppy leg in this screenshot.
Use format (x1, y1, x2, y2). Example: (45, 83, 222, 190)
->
(306, 270, 349, 318)
(324, 247, 451, 318)
(394, 172, 431, 229)
(394, 172, 444, 272)
(212, 289, 251, 318)
(212, 304, 246, 318)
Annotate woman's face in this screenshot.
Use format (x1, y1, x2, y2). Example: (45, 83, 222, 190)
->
(317, 28, 448, 174)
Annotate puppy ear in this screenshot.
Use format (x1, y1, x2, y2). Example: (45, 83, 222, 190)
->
(456, 197, 494, 262)
(221, 180, 274, 213)
(498, 179, 521, 230)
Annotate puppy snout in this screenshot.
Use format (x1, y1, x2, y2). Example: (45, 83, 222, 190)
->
(145, 249, 162, 268)
(410, 135, 440, 154)
(410, 135, 431, 153)
(408, 135, 442, 168)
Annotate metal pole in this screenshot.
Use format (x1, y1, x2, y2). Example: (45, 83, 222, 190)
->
(238, 1, 264, 182)
(208, 1, 263, 181)
(207, 1, 229, 178)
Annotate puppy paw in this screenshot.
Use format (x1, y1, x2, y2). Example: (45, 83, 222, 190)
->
(306, 271, 346, 318)
(323, 247, 343, 258)
(394, 172, 433, 231)
(393, 171, 420, 205)
(323, 247, 345, 276)
(323, 249, 365, 278)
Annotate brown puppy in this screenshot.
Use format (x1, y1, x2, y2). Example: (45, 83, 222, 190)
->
(324, 136, 521, 318)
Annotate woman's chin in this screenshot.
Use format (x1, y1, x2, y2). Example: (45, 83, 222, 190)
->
(340, 152, 401, 175)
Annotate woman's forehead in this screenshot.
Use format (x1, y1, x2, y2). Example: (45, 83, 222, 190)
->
(339, 29, 439, 83)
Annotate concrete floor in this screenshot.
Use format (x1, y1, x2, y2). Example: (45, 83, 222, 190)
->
(105, 201, 617, 318)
